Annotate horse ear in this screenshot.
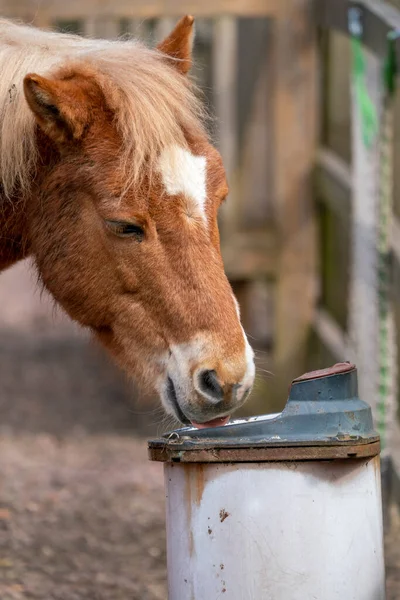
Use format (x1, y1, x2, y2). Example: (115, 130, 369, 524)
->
(157, 15, 195, 75)
(24, 73, 88, 144)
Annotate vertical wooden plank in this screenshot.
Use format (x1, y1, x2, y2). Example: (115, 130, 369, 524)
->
(32, 12, 53, 30)
(319, 200, 351, 331)
(191, 19, 213, 98)
(120, 17, 138, 37)
(213, 17, 276, 411)
(230, 279, 275, 415)
(272, 0, 318, 392)
(393, 72, 400, 218)
(154, 18, 176, 43)
(213, 17, 265, 389)
(96, 18, 120, 39)
(348, 46, 382, 422)
(131, 19, 156, 42)
(349, 41, 397, 454)
(83, 16, 120, 40)
(238, 18, 274, 227)
(83, 17, 97, 38)
(212, 17, 239, 237)
(83, 17, 119, 39)
(324, 31, 352, 163)
(226, 18, 274, 413)
(239, 64, 273, 226)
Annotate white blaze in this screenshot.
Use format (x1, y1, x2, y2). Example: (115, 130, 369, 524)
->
(158, 145, 207, 221)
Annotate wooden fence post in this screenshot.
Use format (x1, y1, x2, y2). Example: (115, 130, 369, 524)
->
(83, 18, 97, 38)
(154, 18, 176, 43)
(272, 0, 318, 401)
(83, 16, 120, 39)
(212, 17, 239, 238)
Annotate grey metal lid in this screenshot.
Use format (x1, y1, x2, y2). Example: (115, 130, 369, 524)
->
(148, 363, 380, 463)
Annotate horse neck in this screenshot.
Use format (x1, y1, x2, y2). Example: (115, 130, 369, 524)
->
(0, 189, 30, 271)
(0, 129, 58, 272)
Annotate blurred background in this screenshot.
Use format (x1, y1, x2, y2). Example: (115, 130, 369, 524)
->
(2, 0, 400, 598)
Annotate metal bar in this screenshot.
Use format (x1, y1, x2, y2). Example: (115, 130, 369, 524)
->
(316, 0, 400, 65)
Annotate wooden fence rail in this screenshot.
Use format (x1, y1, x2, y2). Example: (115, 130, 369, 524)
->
(5, 0, 400, 441)
(1, 0, 317, 413)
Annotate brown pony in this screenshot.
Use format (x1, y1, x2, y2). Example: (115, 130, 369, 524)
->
(0, 16, 255, 427)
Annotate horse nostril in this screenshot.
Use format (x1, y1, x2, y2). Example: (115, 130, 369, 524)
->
(198, 369, 224, 402)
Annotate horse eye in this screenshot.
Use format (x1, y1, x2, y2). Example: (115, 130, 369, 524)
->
(105, 220, 145, 241)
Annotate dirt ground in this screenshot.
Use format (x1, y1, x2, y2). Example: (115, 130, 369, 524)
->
(0, 261, 168, 599)
(0, 260, 400, 599)
(0, 435, 166, 600)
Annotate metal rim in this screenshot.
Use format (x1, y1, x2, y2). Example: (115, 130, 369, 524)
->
(148, 440, 381, 463)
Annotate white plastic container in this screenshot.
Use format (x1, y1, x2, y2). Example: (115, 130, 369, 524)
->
(149, 363, 385, 600)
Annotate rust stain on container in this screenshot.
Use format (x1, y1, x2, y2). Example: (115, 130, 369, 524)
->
(220, 509, 230, 523)
(189, 530, 194, 558)
(372, 455, 381, 480)
(184, 463, 205, 507)
(194, 464, 205, 505)
(184, 466, 192, 519)
(184, 465, 194, 557)
(184, 464, 206, 557)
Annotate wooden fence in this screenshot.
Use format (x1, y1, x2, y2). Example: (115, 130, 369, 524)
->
(2, 0, 318, 414)
(5, 1, 400, 446)
(313, 0, 400, 513)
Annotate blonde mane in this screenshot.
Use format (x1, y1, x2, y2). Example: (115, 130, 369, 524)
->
(0, 19, 206, 198)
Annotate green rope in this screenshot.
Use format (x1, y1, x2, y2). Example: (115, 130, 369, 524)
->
(377, 33, 397, 450)
(350, 28, 398, 450)
(384, 31, 398, 96)
(351, 37, 379, 148)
